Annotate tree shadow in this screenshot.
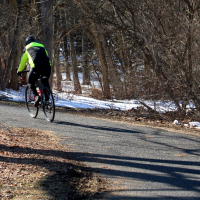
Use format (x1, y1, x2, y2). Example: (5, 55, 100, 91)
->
(51, 120, 200, 199)
(1, 141, 200, 199)
(68, 152, 200, 199)
(54, 120, 145, 135)
(0, 144, 106, 199)
(1, 118, 200, 199)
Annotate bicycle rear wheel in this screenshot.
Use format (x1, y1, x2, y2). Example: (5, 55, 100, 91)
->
(42, 87, 55, 122)
(25, 85, 38, 118)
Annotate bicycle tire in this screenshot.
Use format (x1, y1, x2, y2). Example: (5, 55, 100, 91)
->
(41, 87, 55, 122)
(25, 85, 38, 118)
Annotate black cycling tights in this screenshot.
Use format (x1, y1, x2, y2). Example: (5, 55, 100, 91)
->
(28, 67, 51, 97)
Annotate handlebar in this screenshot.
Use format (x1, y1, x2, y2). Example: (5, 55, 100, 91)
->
(18, 70, 30, 80)
(21, 70, 30, 73)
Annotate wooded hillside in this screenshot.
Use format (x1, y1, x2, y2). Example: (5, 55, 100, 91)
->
(1, 0, 200, 116)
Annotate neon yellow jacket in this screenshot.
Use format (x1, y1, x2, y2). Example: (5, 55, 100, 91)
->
(18, 42, 51, 72)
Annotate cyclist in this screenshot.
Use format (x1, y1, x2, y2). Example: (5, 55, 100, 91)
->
(17, 36, 51, 107)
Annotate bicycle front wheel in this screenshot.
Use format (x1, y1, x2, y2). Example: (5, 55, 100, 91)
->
(25, 85, 38, 118)
(42, 87, 55, 122)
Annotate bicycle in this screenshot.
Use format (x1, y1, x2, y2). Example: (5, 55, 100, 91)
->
(21, 71, 55, 122)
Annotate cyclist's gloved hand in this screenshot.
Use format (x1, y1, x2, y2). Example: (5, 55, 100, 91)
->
(17, 71, 21, 77)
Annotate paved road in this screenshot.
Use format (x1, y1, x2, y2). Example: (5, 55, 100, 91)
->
(0, 103, 200, 199)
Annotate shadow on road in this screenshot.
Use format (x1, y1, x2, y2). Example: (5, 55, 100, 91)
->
(72, 153, 200, 196)
(55, 120, 144, 135)
(1, 118, 200, 199)
(1, 143, 200, 199)
(52, 120, 200, 199)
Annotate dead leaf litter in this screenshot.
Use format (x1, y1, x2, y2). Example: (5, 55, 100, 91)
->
(0, 124, 108, 200)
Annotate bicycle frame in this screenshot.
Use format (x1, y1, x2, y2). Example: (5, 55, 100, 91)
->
(36, 78, 45, 106)
(22, 71, 55, 122)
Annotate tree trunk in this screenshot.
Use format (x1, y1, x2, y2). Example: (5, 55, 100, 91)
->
(0, 56, 6, 85)
(39, 0, 53, 87)
(0, 0, 22, 91)
(63, 36, 71, 81)
(9, 17, 22, 90)
(0, 58, 2, 85)
(97, 24, 123, 99)
(54, 49, 62, 90)
(91, 22, 111, 99)
(69, 32, 82, 94)
(9, 48, 21, 90)
(82, 33, 90, 85)
(53, 11, 62, 91)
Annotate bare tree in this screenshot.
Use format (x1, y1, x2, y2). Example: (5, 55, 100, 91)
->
(0, 0, 22, 91)
(82, 32, 90, 85)
(53, 8, 62, 91)
(38, 0, 53, 86)
(2, 0, 200, 117)
(69, 30, 82, 94)
(63, 35, 71, 81)
(90, 22, 111, 99)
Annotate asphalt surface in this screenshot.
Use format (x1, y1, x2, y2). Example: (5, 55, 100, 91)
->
(0, 103, 200, 199)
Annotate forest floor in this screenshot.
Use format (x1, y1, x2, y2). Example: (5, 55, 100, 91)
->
(1, 100, 200, 199)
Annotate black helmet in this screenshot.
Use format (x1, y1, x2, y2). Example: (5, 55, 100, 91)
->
(25, 36, 36, 45)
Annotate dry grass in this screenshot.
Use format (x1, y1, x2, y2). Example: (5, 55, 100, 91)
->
(0, 124, 108, 200)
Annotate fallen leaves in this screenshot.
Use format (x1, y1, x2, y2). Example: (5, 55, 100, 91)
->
(0, 125, 108, 199)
